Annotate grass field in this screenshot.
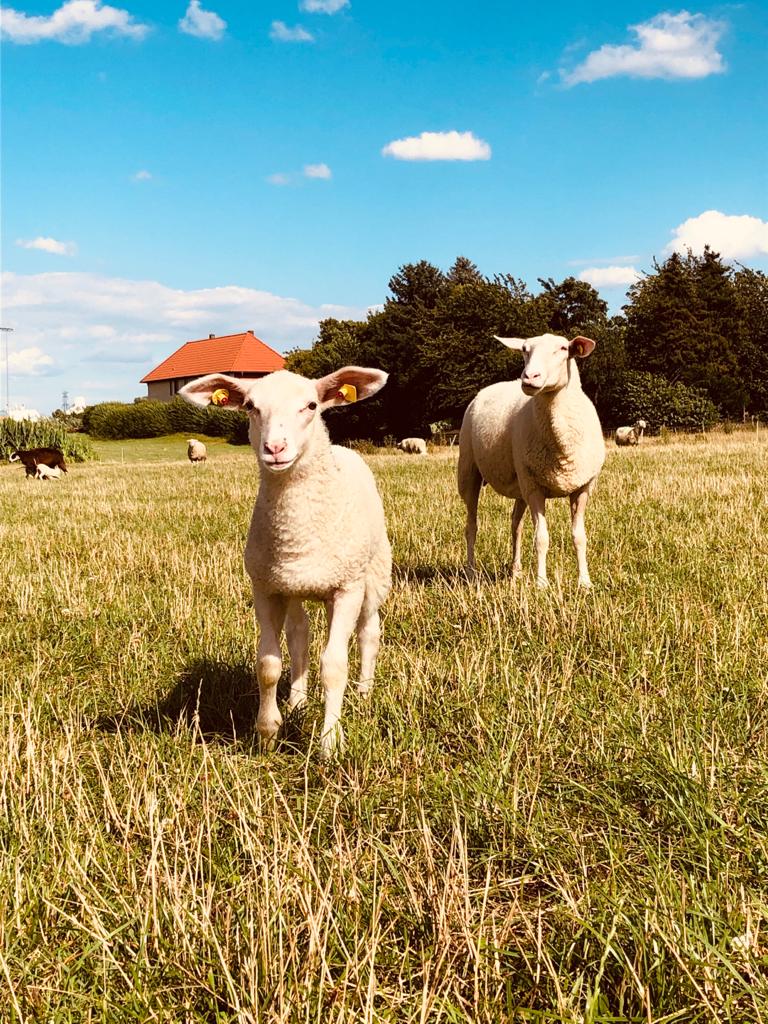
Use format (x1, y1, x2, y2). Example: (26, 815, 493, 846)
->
(2, 432, 768, 1022)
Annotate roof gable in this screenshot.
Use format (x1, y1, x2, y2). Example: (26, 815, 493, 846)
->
(141, 331, 285, 383)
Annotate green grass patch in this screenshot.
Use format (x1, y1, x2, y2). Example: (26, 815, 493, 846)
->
(89, 433, 249, 464)
(1, 433, 768, 1021)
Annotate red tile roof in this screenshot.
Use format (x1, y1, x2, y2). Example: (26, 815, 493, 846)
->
(141, 331, 285, 383)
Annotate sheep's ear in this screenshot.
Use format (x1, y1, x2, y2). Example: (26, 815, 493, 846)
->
(495, 336, 526, 351)
(178, 374, 250, 408)
(315, 366, 388, 410)
(569, 336, 596, 358)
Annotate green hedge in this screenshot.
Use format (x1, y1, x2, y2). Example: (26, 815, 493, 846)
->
(0, 419, 95, 462)
(81, 398, 249, 444)
(602, 371, 719, 434)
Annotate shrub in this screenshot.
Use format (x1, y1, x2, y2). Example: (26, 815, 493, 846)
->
(81, 398, 250, 445)
(82, 401, 171, 439)
(0, 418, 94, 462)
(602, 370, 719, 434)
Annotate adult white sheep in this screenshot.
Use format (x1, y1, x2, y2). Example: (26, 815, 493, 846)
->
(397, 437, 427, 455)
(180, 367, 391, 757)
(187, 438, 207, 463)
(457, 333, 605, 588)
(615, 419, 647, 447)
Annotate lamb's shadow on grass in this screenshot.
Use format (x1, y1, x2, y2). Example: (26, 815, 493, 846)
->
(95, 659, 304, 748)
(395, 563, 507, 586)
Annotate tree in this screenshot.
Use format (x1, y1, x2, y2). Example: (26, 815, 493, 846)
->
(284, 319, 364, 379)
(446, 256, 483, 286)
(733, 267, 768, 414)
(387, 260, 448, 309)
(624, 248, 744, 416)
(536, 276, 608, 336)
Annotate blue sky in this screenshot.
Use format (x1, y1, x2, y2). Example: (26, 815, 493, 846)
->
(2, 0, 767, 413)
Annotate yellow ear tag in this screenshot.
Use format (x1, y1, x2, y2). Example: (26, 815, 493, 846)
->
(338, 384, 357, 403)
(211, 388, 229, 406)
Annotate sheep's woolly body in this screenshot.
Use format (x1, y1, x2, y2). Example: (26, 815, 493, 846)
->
(615, 420, 646, 447)
(187, 439, 207, 462)
(458, 334, 605, 587)
(245, 441, 391, 604)
(398, 437, 427, 455)
(467, 365, 604, 500)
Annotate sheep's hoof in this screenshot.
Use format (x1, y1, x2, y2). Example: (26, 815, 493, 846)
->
(356, 679, 373, 697)
(578, 578, 593, 590)
(257, 720, 281, 752)
(320, 723, 345, 760)
(535, 577, 549, 590)
(288, 689, 308, 711)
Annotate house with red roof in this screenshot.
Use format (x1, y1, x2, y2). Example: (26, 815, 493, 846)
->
(140, 330, 286, 401)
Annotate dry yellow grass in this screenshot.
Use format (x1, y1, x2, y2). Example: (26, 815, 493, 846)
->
(1, 431, 768, 1021)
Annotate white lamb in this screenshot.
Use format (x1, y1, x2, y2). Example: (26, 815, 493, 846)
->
(35, 463, 62, 481)
(397, 437, 427, 455)
(180, 366, 391, 757)
(615, 419, 647, 446)
(187, 438, 207, 463)
(457, 333, 605, 588)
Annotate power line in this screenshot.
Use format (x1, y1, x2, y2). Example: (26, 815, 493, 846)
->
(0, 328, 13, 416)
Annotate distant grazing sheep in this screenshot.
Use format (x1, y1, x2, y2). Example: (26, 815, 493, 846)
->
(35, 463, 63, 481)
(180, 366, 391, 757)
(187, 439, 207, 463)
(615, 419, 647, 447)
(9, 447, 68, 478)
(397, 437, 427, 455)
(458, 333, 605, 588)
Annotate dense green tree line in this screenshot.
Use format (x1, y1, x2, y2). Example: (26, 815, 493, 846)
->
(286, 250, 768, 439)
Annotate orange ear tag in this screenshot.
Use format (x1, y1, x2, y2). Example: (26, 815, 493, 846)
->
(211, 388, 229, 406)
(338, 384, 357, 403)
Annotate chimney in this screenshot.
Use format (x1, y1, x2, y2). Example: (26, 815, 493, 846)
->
(209, 333, 215, 339)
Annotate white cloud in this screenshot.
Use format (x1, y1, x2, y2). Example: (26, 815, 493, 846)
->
(666, 210, 768, 260)
(178, 0, 225, 41)
(16, 237, 77, 256)
(132, 169, 152, 181)
(266, 172, 291, 186)
(299, 0, 349, 13)
(0, 0, 149, 44)
(562, 11, 726, 86)
(382, 130, 491, 162)
(270, 20, 313, 43)
(578, 266, 642, 288)
(0, 270, 371, 406)
(304, 163, 332, 179)
(8, 346, 55, 376)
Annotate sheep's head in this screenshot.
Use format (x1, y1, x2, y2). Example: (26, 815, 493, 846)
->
(495, 333, 596, 395)
(179, 367, 388, 475)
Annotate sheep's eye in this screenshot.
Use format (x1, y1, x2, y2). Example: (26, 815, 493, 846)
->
(307, 401, 318, 412)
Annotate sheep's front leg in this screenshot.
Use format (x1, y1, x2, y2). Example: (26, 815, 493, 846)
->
(252, 591, 288, 750)
(526, 490, 549, 588)
(285, 599, 310, 710)
(569, 488, 592, 588)
(510, 498, 527, 578)
(320, 585, 365, 758)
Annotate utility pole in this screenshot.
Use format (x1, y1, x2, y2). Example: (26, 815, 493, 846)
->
(0, 327, 13, 416)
